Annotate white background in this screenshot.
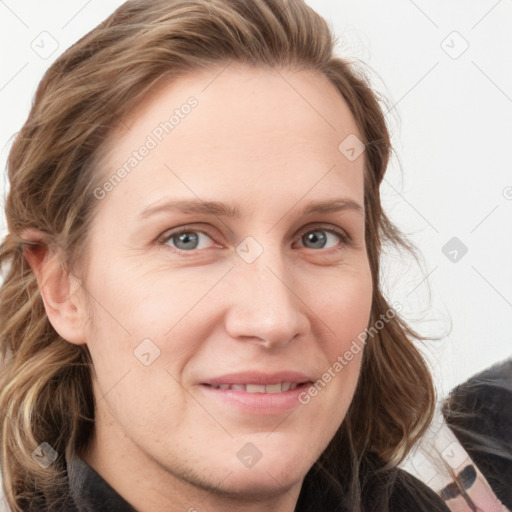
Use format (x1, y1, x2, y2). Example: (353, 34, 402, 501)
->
(311, 0, 512, 398)
(0, 0, 511, 496)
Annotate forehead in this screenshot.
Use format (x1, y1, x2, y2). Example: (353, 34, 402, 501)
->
(96, 63, 365, 215)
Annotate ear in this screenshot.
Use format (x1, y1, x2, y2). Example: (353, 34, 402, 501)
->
(21, 229, 87, 346)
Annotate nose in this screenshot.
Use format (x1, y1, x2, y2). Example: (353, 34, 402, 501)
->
(224, 247, 310, 349)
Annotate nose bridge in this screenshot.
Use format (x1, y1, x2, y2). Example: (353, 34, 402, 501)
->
(225, 240, 307, 346)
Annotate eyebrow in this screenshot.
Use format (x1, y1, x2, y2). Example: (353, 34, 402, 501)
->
(138, 197, 364, 219)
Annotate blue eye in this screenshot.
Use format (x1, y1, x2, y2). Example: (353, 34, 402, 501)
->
(159, 225, 350, 254)
(299, 229, 345, 250)
(163, 231, 214, 251)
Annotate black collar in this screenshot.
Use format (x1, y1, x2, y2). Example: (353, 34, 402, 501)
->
(67, 454, 136, 511)
(65, 454, 347, 512)
(64, 453, 447, 512)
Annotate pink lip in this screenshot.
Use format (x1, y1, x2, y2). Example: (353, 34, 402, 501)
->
(199, 371, 314, 415)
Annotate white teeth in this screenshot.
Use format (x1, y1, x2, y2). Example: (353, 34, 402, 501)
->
(265, 383, 282, 394)
(246, 384, 266, 393)
(211, 382, 301, 393)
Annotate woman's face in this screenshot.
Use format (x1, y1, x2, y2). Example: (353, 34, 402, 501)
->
(79, 64, 373, 507)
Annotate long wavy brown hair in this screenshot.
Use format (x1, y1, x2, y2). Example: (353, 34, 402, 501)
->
(0, 0, 436, 510)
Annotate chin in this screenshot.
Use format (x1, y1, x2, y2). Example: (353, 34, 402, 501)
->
(217, 464, 307, 499)
(225, 444, 315, 493)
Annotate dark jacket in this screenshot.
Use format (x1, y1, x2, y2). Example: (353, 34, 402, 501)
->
(443, 358, 512, 510)
(55, 454, 450, 512)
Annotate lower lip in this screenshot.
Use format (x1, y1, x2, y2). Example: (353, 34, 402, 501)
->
(199, 383, 312, 415)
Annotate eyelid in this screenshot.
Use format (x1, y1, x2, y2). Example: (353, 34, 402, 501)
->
(157, 222, 352, 253)
(157, 224, 218, 248)
(294, 222, 352, 247)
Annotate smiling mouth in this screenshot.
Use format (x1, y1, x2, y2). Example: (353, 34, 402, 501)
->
(202, 382, 311, 393)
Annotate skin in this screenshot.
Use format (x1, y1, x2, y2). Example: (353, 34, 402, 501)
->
(27, 63, 373, 512)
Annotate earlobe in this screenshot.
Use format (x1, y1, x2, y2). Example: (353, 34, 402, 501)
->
(21, 229, 87, 346)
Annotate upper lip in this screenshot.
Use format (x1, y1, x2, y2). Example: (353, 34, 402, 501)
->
(201, 371, 314, 386)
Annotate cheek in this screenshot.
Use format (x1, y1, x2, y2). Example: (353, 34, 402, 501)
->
(317, 265, 373, 343)
(312, 267, 373, 398)
(88, 258, 230, 336)
(80, 263, 225, 405)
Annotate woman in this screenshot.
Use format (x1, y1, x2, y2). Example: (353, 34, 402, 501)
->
(0, 0, 450, 510)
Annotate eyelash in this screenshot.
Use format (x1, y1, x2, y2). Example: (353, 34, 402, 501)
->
(157, 223, 352, 254)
